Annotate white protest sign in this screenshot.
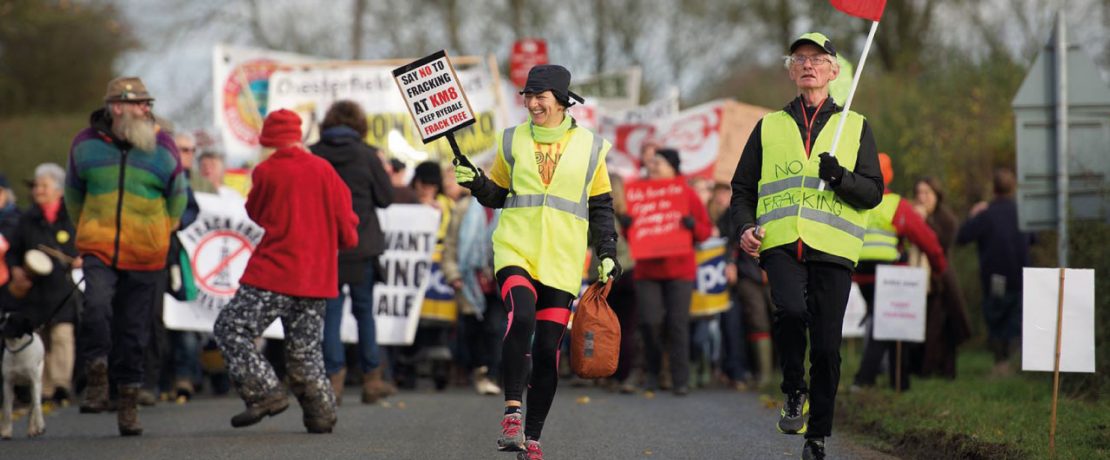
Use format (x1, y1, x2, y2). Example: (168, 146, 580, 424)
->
(872, 264, 928, 342)
(842, 282, 867, 338)
(392, 50, 476, 144)
(163, 192, 288, 339)
(1021, 268, 1096, 373)
(373, 205, 441, 345)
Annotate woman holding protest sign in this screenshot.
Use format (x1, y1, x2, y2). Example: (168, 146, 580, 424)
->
(621, 148, 712, 395)
(454, 65, 619, 460)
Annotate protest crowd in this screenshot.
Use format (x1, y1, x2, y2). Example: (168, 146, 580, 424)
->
(0, 20, 1041, 460)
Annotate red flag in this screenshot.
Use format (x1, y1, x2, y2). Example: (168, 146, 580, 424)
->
(830, 0, 886, 21)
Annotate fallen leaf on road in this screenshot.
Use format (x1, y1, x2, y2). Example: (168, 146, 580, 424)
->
(643, 391, 655, 400)
(381, 401, 392, 408)
(576, 396, 591, 405)
(759, 394, 779, 409)
(397, 401, 407, 409)
(643, 449, 653, 456)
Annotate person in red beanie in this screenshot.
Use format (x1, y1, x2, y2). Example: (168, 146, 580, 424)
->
(214, 109, 359, 434)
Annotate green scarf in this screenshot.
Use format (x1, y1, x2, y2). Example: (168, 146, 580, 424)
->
(529, 114, 574, 144)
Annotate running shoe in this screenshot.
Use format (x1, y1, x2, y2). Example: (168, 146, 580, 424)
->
(516, 440, 543, 460)
(777, 390, 809, 434)
(497, 412, 525, 451)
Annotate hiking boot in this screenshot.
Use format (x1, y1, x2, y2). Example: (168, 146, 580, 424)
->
(80, 359, 110, 413)
(517, 440, 544, 460)
(497, 412, 525, 451)
(777, 391, 809, 435)
(802, 438, 826, 460)
(174, 379, 194, 401)
(363, 368, 395, 404)
(330, 369, 346, 406)
(230, 391, 289, 428)
(304, 412, 337, 434)
(117, 385, 143, 436)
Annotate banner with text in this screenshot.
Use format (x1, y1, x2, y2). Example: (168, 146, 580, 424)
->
(872, 264, 928, 342)
(212, 44, 319, 168)
(691, 238, 730, 317)
(603, 101, 724, 180)
(625, 178, 693, 260)
(373, 205, 441, 345)
(268, 59, 500, 166)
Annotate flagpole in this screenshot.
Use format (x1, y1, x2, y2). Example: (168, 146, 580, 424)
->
(819, 20, 879, 191)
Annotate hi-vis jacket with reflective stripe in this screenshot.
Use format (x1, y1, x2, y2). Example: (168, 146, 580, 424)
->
(859, 193, 902, 262)
(756, 110, 869, 263)
(491, 123, 611, 296)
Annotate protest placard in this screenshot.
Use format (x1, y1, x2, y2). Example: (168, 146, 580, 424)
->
(509, 38, 548, 88)
(392, 50, 477, 144)
(872, 264, 928, 342)
(625, 178, 693, 260)
(1022, 268, 1095, 373)
(690, 238, 730, 318)
(372, 205, 441, 344)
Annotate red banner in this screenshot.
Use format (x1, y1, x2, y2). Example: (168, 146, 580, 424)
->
(509, 38, 548, 89)
(625, 178, 692, 260)
(830, 0, 886, 21)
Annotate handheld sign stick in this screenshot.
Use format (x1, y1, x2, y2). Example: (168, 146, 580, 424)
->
(392, 50, 478, 168)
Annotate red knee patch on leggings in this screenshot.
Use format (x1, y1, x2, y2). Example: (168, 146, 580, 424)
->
(535, 308, 571, 326)
(500, 275, 537, 301)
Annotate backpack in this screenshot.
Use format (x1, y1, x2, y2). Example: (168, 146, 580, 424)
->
(570, 282, 621, 378)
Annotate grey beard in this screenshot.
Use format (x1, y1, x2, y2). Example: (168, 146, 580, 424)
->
(116, 114, 157, 152)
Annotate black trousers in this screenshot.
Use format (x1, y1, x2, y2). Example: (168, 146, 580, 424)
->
(79, 256, 161, 386)
(763, 252, 851, 439)
(853, 280, 911, 390)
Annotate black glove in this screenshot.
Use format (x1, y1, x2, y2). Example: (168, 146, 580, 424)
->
(618, 213, 633, 229)
(818, 152, 845, 186)
(681, 215, 696, 230)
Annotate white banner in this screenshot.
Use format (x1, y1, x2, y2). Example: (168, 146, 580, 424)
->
(212, 44, 320, 168)
(602, 101, 724, 180)
(267, 60, 502, 167)
(872, 265, 928, 342)
(842, 282, 867, 338)
(1021, 268, 1096, 373)
(372, 205, 440, 345)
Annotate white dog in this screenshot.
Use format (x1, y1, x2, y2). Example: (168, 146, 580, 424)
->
(1, 327, 45, 439)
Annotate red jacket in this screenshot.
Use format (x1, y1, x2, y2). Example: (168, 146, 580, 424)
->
(633, 183, 713, 281)
(239, 146, 359, 298)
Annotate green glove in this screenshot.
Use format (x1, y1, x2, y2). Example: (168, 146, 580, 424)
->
(455, 161, 477, 185)
(598, 257, 622, 284)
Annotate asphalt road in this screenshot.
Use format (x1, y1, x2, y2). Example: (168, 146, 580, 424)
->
(2, 385, 896, 459)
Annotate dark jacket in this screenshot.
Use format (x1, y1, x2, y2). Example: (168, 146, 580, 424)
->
(956, 197, 1031, 293)
(4, 202, 79, 325)
(310, 126, 394, 284)
(728, 96, 884, 270)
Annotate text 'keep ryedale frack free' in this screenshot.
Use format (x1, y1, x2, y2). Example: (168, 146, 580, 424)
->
(393, 50, 476, 143)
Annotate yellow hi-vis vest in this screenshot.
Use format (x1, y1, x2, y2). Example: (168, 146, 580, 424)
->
(491, 123, 608, 296)
(859, 193, 902, 262)
(756, 110, 869, 263)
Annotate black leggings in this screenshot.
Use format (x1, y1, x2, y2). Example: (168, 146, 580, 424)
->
(497, 266, 574, 441)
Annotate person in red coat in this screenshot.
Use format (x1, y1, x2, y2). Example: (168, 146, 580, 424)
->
(214, 109, 358, 434)
(624, 148, 713, 395)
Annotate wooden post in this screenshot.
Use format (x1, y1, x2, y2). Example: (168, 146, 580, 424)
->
(895, 340, 902, 394)
(1050, 267, 1066, 456)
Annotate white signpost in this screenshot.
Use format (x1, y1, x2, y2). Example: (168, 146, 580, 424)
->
(872, 264, 928, 393)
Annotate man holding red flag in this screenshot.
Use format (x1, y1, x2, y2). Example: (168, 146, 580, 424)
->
(728, 32, 883, 460)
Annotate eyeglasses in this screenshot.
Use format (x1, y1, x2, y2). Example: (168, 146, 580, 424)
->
(784, 55, 834, 67)
(179, 147, 196, 152)
(122, 100, 154, 109)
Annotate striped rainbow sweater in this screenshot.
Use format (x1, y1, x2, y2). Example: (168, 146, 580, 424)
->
(65, 110, 186, 271)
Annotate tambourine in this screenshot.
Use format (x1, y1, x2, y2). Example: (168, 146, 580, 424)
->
(24, 248, 54, 277)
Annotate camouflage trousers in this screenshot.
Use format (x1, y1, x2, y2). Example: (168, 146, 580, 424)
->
(214, 285, 335, 418)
